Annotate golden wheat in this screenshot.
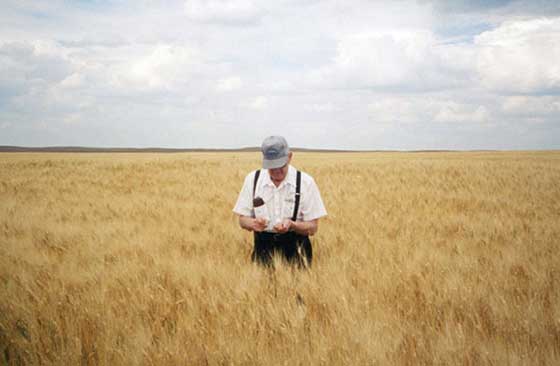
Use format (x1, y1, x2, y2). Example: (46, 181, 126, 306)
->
(1, 151, 559, 365)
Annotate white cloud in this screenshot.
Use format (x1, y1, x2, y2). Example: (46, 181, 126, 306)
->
(475, 18, 560, 94)
(427, 0, 560, 17)
(1, 0, 559, 149)
(59, 72, 84, 89)
(216, 76, 243, 92)
(111, 44, 201, 91)
(62, 113, 81, 125)
(0, 40, 74, 96)
(307, 16, 560, 99)
(308, 30, 471, 91)
(368, 97, 489, 124)
(246, 96, 268, 110)
(184, 0, 263, 25)
(433, 102, 488, 123)
(502, 96, 560, 119)
(305, 103, 338, 113)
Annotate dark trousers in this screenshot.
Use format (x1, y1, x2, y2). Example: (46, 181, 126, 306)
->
(252, 231, 312, 268)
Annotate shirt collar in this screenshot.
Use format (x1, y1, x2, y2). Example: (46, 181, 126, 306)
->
(262, 165, 296, 188)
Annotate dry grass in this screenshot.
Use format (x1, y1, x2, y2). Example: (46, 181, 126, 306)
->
(1, 151, 559, 365)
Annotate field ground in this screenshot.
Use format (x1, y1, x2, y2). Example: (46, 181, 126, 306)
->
(1, 151, 560, 365)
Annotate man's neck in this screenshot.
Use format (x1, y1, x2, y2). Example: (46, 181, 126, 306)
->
(269, 173, 286, 188)
(267, 164, 291, 188)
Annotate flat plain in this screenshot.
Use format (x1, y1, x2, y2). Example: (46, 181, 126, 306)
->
(1, 151, 559, 365)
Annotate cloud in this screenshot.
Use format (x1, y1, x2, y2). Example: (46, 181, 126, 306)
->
(475, 17, 560, 94)
(216, 76, 243, 92)
(502, 96, 560, 121)
(246, 96, 268, 110)
(368, 96, 489, 124)
(308, 30, 473, 92)
(110, 44, 202, 91)
(0, 40, 73, 99)
(308, 16, 560, 97)
(433, 102, 489, 123)
(59, 35, 128, 49)
(305, 103, 338, 113)
(184, 0, 263, 25)
(58, 72, 84, 89)
(426, 0, 560, 16)
(62, 113, 81, 125)
(425, 0, 512, 14)
(1, 0, 559, 149)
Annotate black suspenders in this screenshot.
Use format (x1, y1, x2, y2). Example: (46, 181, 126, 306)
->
(252, 169, 301, 221)
(252, 169, 261, 199)
(292, 171, 301, 221)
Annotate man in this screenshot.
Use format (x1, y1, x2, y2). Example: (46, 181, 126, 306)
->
(233, 136, 327, 267)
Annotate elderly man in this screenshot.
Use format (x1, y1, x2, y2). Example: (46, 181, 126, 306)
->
(233, 136, 327, 267)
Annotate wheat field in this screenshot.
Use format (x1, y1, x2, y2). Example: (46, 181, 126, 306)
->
(1, 151, 559, 365)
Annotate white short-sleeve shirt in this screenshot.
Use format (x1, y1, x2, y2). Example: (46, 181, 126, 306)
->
(233, 165, 327, 232)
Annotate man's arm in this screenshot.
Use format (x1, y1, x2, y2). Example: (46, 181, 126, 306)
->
(293, 219, 319, 236)
(238, 215, 268, 232)
(274, 219, 319, 236)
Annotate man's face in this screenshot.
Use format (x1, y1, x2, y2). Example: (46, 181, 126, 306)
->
(268, 163, 289, 183)
(268, 152, 292, 184)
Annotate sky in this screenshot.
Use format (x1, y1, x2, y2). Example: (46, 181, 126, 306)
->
(1, 0, 560, 150)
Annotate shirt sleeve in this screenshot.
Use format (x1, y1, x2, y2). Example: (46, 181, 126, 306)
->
(300, 175, 327, 221)
(233, 171, 255, 217)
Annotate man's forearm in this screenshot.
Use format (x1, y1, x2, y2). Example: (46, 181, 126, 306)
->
(240, 215, 318, 235)
(239, 215, 255, 231)
(292, 219, 318, 236)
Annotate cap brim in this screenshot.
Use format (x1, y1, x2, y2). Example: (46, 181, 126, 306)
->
(263, 155, 289, 169)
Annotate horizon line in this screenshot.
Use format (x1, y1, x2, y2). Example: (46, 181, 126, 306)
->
(1, 145, 558, 153)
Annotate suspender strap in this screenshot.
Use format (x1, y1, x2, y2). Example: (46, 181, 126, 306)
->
(253, 169, 261, 199)
(291, 170, 301, 221)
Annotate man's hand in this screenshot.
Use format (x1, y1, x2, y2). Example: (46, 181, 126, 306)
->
(238, 215, 268, 232)
(252, 217, 268, 232)
(273, 219, 294, 234)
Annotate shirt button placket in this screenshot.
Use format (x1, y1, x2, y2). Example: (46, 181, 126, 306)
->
(274, 189, 280, 223)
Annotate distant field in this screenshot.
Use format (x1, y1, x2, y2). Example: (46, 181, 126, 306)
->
(1, 151, 559, 365)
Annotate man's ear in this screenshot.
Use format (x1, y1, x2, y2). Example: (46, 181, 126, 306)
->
(288, 152, 293, 163)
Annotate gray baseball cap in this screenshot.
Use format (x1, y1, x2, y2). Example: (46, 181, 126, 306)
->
(261, 136, 290, 169)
